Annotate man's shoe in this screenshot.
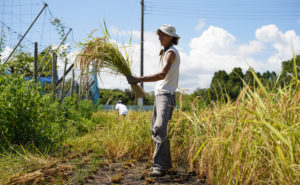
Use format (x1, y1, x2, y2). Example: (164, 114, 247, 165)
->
(149, 169, 166, 177)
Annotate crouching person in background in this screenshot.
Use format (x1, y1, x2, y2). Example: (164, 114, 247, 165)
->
(115, 100, 128, 117)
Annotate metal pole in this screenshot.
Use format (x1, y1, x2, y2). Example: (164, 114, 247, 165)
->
(52, 53, 57, 98)
(138, 0, 144, 106)
(56, 63, 74, 86)
(56, 28, 72, 52)
(37, 29, 72, 79)
(37, 46, 51, 71)
(34, 42, 38, 81)
(37, 56, 51, 79)
(3, 3, 47, 64)
(140, 0, 144, 88)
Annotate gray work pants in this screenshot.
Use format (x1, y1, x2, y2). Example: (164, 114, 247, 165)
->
(151, 93, 176, 172)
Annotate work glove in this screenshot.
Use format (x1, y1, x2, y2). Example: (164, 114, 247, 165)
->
(151, 127, 159, 137)
(126, 75, 140, 84)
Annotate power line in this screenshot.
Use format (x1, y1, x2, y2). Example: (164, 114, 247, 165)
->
(145, 9, 300, 16)
(144, 0, 300, 20)
(145, 12, 300, 20)
(0, 4, 41, 7)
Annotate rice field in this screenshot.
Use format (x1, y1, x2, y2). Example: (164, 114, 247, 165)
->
(1, 78, 299, 184)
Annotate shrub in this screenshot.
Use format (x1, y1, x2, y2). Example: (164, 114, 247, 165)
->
(0, 69, 55, 149)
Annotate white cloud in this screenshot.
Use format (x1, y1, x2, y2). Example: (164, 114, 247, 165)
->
(255, 24, 300, 71)
(237, 41, 264, 56)
(195, 19, 206, 32)
(190, 26, 236, 55)
(0, 46, 13, 64)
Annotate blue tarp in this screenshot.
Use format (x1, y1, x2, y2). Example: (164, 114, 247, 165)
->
(90, 67, 99, 104)
(5, 71, 53, 84)
(5, 71, 55, 90)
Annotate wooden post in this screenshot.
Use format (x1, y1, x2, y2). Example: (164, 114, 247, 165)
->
(86, 80, 89, 99)
(78, 73, 82, 99)
(34, 42, 38, 81)
(86, 80, 95, 100)
(85, 68, 89, 99)
(70, 68, 75, 97)
(60, 59, 67, 102)
(52, 53, 57, 98)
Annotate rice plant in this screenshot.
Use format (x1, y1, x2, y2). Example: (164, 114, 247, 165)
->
(76, 23, 145, 98)
(179, 65, 300, 184)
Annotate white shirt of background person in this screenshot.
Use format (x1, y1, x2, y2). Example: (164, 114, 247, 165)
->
(115, 102, 128, 116)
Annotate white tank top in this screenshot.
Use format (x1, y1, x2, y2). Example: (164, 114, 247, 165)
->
(155, 46, 180, 95)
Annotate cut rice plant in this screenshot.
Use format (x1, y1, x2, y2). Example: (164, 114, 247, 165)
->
(76, 23, 145, 98)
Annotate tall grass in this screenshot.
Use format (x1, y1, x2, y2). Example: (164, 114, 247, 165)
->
(86, 110, 153, 159)
(178, 69, 300, 184)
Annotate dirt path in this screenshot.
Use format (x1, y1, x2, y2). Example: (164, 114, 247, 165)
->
(85, 159, 206, 185)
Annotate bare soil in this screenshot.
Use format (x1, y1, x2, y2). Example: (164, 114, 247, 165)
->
(85, 159, 206, 185)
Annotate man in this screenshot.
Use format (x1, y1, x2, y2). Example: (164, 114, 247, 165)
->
(127, 24, 180, 177)
(115, 100, 128, 117)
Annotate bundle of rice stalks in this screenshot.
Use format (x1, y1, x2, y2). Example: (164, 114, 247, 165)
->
(76, 24, 145, 98)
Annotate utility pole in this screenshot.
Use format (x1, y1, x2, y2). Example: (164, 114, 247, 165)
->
(139, 0, 144, 106)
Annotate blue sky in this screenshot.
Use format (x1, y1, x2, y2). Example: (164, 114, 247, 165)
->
(1, 0, 300, 92)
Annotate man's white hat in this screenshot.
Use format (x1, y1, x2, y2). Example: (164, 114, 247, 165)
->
(157, 24, 180, 39)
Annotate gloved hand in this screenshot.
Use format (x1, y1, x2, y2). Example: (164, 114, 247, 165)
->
(126, 75, 140, 84)
(151, 127, 159, 137)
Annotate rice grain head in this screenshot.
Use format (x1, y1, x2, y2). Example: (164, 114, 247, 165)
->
(76, 25, 145, 98)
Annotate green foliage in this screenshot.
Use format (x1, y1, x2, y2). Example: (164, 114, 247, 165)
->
(210, 70, 228, 102)
(8, 51, 34, 75)
(50, 17, 70, 57)
(51, 18, 66, 41)
(0, 69, 53, 149)
(278, 55, 300, 86)
(0, 27, 5, 56)
(0, 66, 97, 152)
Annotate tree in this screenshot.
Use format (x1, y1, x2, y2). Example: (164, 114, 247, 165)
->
(244, 69, 254, 86)
(8, 51, 34, 75)
(226, 67, 244, 100)
(279, 55, 300, 86)
(210, 70, 228, 101)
